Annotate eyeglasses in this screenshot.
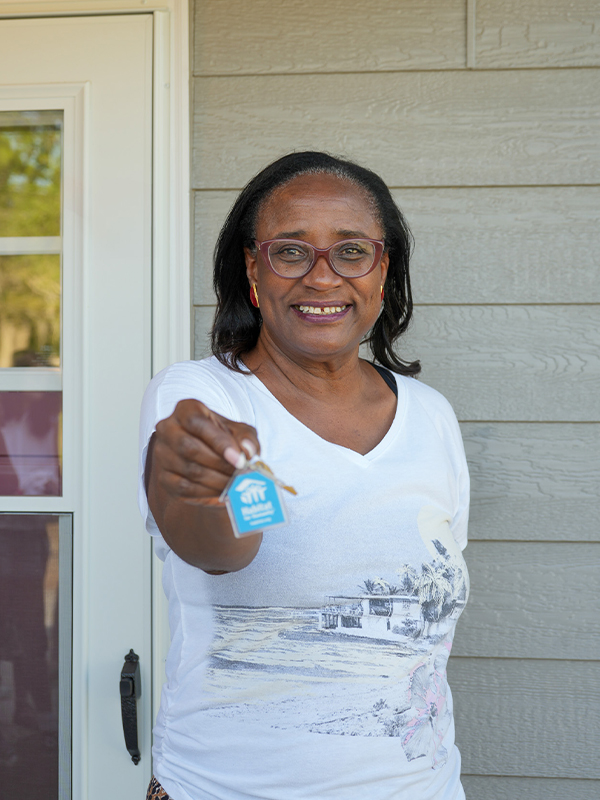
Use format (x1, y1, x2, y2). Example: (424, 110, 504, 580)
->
(254, 238, 385, 279)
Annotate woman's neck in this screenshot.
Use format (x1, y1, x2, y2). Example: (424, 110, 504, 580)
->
(243, 332, 397, 455)
(243, 331, 367, 403)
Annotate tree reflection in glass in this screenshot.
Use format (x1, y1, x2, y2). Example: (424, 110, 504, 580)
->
(0, 115, 61, 236)
(0, 113, 62, 368)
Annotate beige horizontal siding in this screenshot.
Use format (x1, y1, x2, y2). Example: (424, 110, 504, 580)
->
(193, 0, 466, 75)
(462, 775, 600, 800)
(463, 422, 600, 542)
(194, 186, 600, 305)
(402, 305, 600, 421)
(476, 0, 600, 68)
(193, 191, 232, 305)
(192, 69, 600, 189)
(194, 305, 215, 359)
(453, 541, 600, 659)
(447, 658, 600, 778)
(401, 187, 600, 304)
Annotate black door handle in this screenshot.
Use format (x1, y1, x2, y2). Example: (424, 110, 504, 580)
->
(120, 649, 141, 764)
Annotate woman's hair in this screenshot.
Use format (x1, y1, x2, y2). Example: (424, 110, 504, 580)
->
(211, 151, 420, 376)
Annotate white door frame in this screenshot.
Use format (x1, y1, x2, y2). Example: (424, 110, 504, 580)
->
(0, 0, 190, 787)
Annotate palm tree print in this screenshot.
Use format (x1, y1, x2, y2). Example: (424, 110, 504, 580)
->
(359, 578, 400, 596)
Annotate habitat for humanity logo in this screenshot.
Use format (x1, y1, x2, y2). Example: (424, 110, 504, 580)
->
(235, 477, 274, 522)
(223, 468, 288, 536)
(237, 477, 268, 504)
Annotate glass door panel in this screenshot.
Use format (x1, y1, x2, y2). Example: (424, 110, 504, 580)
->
(0, 111, 62, 498)
(0, 111, 62, 237)
(0, 253, 61, 368)
(0, 392, 62, 496)
(0, 512, 71, 800)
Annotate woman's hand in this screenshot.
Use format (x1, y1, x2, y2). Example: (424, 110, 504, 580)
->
(145, 399, 262, 573)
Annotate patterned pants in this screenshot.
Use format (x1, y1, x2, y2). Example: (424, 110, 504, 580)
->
(146, 776, 173, 799)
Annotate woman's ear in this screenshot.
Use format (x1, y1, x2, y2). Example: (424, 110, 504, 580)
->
(380, 251, 390, 285)
(244, 246, 258, 286)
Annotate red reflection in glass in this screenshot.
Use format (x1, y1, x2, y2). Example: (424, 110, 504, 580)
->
(0, 393, 62, 496)
(0, 514, 59, 791)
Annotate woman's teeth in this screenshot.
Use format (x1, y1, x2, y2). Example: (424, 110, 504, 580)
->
(298, 305, 347, 315)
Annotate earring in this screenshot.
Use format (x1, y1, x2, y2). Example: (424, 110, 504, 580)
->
(250, 283, 260, 308)
(380, 285, 384, 303)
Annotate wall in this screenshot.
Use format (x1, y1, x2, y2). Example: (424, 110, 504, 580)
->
(190, 1, 600, 796)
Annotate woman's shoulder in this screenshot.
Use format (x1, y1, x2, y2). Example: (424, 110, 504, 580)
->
(142, 356, 255, 424)
(151, 354, 234, 381)
(397, 374, 458, 420)
(396, 375, 464, 450)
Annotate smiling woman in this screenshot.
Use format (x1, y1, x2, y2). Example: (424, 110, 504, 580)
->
(212, 151, 419, 378)
(139, 152, 471, 800)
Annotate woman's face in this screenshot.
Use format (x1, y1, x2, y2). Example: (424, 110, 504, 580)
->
(245, 172, 389, 365)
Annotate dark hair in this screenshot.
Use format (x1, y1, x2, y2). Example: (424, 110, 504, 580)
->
(211, 151, 420, 376)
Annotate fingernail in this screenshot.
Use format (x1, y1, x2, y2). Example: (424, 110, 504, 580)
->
(241, 439, 257, 459)
(224, 447, 247, 470)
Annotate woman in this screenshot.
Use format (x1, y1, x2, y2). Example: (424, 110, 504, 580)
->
(140, 151, 470, 800)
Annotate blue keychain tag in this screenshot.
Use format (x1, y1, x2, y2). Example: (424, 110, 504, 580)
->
(220, 460, 295, 538)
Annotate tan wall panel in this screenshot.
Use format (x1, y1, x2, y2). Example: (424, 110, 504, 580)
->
(447, 658, 600, 778)
(194, 305, 215, 359)
(452, 541, 600, 660)
(401, 305, 600, 421)
(193, 0, 466, 75)
(463, 422, 600, 542)
(401, 187, 600, 304)
(193, 191, 234, 305)
(462, 775, 599, 800)
(476, 0, 600, 68)
(192, 70, 600, 189)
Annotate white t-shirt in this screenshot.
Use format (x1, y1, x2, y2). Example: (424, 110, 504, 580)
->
(138, 357, 470, 800)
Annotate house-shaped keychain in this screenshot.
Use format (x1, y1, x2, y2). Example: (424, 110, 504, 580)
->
(220, 459, 296, 538)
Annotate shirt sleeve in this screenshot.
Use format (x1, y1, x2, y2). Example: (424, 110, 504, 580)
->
(444, 407, 470, 551)
(451, 437, 470, 551)
(409, 378, 470, 551)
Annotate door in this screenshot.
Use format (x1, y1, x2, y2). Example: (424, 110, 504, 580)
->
(0, 15, 153, 798)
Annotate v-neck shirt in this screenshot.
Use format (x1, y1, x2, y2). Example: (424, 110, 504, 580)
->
(138, 356, 470, 800)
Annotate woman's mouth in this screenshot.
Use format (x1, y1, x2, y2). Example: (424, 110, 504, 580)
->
(294, 304, 349, 316)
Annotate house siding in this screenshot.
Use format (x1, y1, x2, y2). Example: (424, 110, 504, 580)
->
(190, 2, 600, 796)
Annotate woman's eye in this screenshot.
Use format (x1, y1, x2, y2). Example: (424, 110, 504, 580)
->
(338, 243, 366, 257)
(273, 244, 307, 260)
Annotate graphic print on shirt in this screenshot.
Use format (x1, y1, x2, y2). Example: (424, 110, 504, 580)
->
(203, 507, 468, 769)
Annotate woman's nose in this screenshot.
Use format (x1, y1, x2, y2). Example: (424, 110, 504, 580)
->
(304, 254, 342, 286)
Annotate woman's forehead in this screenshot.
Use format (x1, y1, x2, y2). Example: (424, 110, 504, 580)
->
(256, 172, 380, 233)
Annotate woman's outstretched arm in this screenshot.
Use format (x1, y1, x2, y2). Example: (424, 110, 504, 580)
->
(145, 398, 262, 573)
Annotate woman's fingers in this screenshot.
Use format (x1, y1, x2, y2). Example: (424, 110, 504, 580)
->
(179, 400, 259, 465)
(153, 399, 260, 499)
(153, 436, 231, 491)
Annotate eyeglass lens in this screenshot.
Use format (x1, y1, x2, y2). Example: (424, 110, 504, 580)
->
(267, 240, 377, 278)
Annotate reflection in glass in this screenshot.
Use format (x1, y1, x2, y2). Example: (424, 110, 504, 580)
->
(0, 112, 62, 237)
(0, 514, 67, 798)
(0, 392, 62, 496)
(0, 254, 60, 368)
